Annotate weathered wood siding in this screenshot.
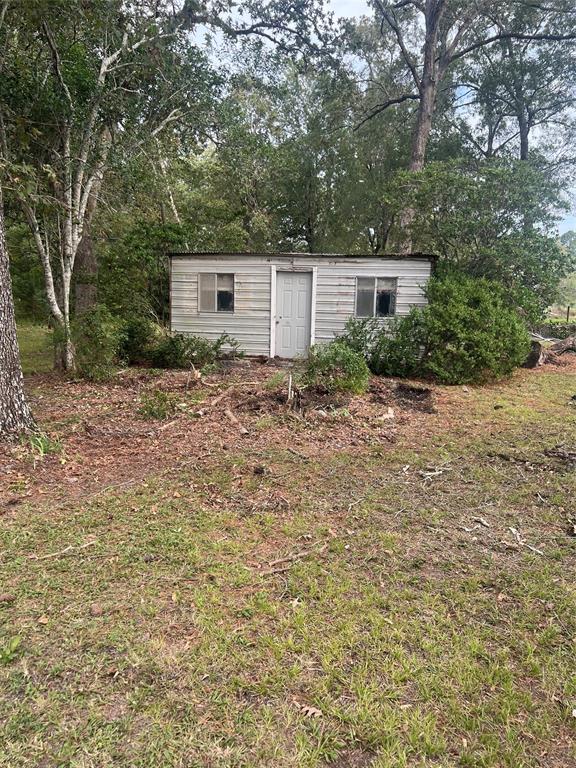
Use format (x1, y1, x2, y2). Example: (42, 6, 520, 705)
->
(170, 254, 432, 356)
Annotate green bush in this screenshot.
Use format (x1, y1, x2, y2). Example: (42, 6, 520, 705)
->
(72, 304, 121, 381)
(369, 311, 425, 378)
(338, 275, 531, 385)
(304, 340, 370, 394)
(421, 274, 531, 385)
(338, 317, 381, 359)
(150, 332, 241, 370)
(118, 314, 159, 364)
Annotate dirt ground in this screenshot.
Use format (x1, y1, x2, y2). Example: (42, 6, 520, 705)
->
(1, 361, 445, 507)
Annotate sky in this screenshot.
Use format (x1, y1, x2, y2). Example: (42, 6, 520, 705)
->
(329, 0, 370, 17)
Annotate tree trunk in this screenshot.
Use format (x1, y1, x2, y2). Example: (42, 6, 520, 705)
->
(0, 186, 35, 438)
(74, 172, 103, 315)
(518, 107, 529, 161)
(409, 78, 436, 173)
(549, 335, 576, 355)
(74, 220, 98, 315)
(398, 8, 440, 252)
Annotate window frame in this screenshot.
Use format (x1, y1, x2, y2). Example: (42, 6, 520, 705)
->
(354, 276, 397, 318)
(198, 272, 235, 314)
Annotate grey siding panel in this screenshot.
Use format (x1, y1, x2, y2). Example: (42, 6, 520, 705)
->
(314, 260, 431, 343)
(171, 259, 272, 355)
(170, 255, 432, 356)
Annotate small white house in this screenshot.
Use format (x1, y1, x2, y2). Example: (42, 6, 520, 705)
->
(169, 252, 436, 358)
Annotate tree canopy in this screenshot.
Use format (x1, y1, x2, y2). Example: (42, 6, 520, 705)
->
(2, 0, 576, 354)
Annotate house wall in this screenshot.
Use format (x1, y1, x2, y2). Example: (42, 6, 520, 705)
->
(170, 254, 432, 356)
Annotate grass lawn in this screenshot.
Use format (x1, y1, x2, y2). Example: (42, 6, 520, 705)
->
(1, 332, 575, 767)
(16, 321, 53, 375)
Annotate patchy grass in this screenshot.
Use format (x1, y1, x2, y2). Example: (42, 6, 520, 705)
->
(16, 321, 53, 375)
(0, 362, 575, 767)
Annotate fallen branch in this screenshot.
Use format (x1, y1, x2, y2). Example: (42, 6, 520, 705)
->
(544, 445, 576, 463)
(503, 527, 545, 556)
(287, 447, 310, 462)
(549, 335, 576, 356)
(525, 335, 576, 368)
(210, 381, 263, 407)
(261, 543, 328, 575)
(157, 419, 179, 432)
(29, 540, 96, 560)
(224, 408, 248, 434)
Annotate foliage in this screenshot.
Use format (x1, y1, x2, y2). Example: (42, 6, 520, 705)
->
(421, 274, 531, 385)
(339, 276, 531, 384)
(304, 341, 370, 394)
(6, 222, 46, 321)
(396, 160, 574, 321)
(340, 313, 424, 379)
(0, 0, 221, 368)
(338, 317, 381, 358)
(149, 332, 240, 370)
(369, 312, 426, 378)
(138, 390, 178, 420)
(72, 305, 121, 381)
(118, 314, 159, 366)
(0, 637, 21, 666)
(26, 432, 62, 460)
(5, 0, 576, 372)
(264, 371, 287, 390)
(100, 222, 190, 323)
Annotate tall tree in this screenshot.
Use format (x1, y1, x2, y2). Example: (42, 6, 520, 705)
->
(363, 0, 576, 245)
(458, 34, 576, 161)
(369, 0, 576, 171)
(0, 183, 35, 438)
(0, 0, 221, 369)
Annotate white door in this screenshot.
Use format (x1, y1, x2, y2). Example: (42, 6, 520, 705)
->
(275, 271, 312, 358)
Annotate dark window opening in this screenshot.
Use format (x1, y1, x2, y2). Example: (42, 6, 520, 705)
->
(376, 278, 396, 317)
(198, 273, 235, 312)
(355, 277, 397, 317)
(216, 274, 234, 312)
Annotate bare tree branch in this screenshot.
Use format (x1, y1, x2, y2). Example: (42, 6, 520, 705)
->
(448, 30, 576, 64)
(373, 0, 422, 93)
(355, 93, 420, 129)
(42, 21, 73, 109)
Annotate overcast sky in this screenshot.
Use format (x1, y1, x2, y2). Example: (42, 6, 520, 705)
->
(330, 0, 370, 17)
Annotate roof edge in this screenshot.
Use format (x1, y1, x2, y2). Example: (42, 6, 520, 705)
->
(167, 251, 438, 261)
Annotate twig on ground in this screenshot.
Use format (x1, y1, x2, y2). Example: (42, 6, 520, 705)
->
(261, 542, 328, 575)
(224, 409, 248, 434)
(29, 540, 96, 560)
(210, 382, 264, 407)
(287, 447, 310, 462)
(503, 527, 545, 556)
(157, 419, 179, 432)
(348, 497, 365, 513)
(185, 364, 201, 392)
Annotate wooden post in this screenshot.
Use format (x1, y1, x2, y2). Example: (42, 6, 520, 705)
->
(567, 306, 571, 323)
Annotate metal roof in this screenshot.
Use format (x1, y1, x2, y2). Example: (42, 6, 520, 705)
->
(168, 251, 437, 261)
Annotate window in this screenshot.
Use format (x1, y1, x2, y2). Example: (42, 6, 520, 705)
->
(198, 273, 235, 312)
(355, 277, 397, 317)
